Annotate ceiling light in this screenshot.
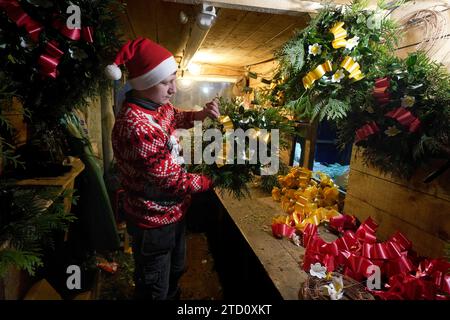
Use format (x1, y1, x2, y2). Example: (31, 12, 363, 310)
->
(177, 78, 193, 90)
(196, 4, 216, 30)
(202, 86, 210, 94)
(179, 11, 189, 24)
(187, 62, 202, 75)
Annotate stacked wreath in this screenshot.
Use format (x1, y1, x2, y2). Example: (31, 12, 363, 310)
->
(273, 1, 450, 178)
(273, 1, 399, 121)
(0, 0, 124, 125)
(337, 52, 450, 178)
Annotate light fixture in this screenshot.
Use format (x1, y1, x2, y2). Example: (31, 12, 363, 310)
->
(177, 78, 193, 90)
(179, 10, 188, 24)
(187, 62, 202, 75)
(196, 3, 216, 30)
(201, 86, 210, 94)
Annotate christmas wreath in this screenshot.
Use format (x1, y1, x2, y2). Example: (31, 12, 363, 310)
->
(0, 0, 124, 125)
(337, 52, 450, 178)
(273, 0, 450, 178)
(273, 1, 399, 121)
(188, 98, 297, 199)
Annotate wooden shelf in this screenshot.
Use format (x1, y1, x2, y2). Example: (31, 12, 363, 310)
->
(0, 157, 85, 300)
(13, 157, 84, 190)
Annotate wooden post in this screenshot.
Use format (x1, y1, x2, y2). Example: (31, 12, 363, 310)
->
(1, 97, 28, 147)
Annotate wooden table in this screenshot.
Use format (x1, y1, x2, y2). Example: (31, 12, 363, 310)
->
(214, 184, 338, 300)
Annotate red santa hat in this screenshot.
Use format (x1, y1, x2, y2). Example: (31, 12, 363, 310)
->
(105, 37, 178, 90)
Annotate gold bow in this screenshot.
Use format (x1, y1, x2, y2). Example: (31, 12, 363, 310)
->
(216, 141, 233, 168)
(330, 21, 347, 49)
(248, 128, 271, 144)
(340, 56, 365, 81)
(218, 115, 234, 131)
(302, 60, 333, 89)
(295, 207, 340, 231)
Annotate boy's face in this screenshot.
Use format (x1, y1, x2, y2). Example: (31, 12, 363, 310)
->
(145, 72, 177, 104)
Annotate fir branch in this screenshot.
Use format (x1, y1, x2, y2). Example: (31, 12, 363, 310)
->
(0, 248, 43, 277)
(0, 187, 76, 276)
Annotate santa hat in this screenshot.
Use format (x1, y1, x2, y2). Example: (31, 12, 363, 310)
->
(105, 37, 178, 90)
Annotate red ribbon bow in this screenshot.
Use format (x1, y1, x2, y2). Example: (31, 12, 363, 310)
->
(329, 214, 357, 233)
(373, 77, 391, 105)
(0, 0, 43, 42)
(301, 215, 450, 299)
(385, 107, 421, 132)
(52, 19, 94, 43)
(355, 121, 380, 143)
(38, 41, 64, 79)
(271, 223, 296, 239)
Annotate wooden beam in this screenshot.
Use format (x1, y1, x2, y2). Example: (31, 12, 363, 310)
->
(163, 0, 328, 14)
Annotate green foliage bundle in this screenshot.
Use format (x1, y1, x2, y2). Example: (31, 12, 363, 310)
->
(188, 98, 297, 199)
(0, 187, 76, 277)
(274, 0, 400, 121)
(0, 0, 124, 125)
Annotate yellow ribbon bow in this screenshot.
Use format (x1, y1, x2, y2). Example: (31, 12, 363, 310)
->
(330, 21, 347, 49)
(218, 115, 234, 131)
(340, 56, 365, 81)
(248, 128, 271, 144)
(296, 207, 340, 231)
(302, 60, 333, 89)
(216, 141, 233, 168)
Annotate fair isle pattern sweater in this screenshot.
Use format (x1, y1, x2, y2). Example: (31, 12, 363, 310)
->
(112, 99, 211, 228)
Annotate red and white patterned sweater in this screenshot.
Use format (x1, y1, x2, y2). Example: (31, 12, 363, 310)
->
(112, 99, 212, 228)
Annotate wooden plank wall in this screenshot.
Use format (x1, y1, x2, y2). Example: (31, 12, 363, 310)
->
(392, 1, 450, 71)
(345, 148, 450, 258)
(344, 1, 450, 258)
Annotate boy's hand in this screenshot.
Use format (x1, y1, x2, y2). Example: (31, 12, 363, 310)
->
(195, 98, 220, 121)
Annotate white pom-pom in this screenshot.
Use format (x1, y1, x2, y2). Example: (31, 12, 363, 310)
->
(105, 63, 122, 80)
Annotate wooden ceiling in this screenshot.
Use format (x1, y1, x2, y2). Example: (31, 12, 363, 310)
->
(117, 0, 356, 81)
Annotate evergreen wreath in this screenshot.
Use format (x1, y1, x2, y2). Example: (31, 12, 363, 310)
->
(272, 0, 400, 121)
(272, 0, 450, 178)
(188, 98, 297, 199)
(0, 0, 124, 125)
(337, 52, 450, 178)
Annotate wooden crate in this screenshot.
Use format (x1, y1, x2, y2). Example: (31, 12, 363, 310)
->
(344, 147, 450, 258)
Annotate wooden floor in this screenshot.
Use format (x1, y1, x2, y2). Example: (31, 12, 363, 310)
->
(179, 232, 223, 300)
(94, 231, 223, 300)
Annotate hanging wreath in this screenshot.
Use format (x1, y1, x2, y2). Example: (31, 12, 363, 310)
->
(273, 1, 399, 121)
(337, 52, 450, 178)
(0, 0, 124, 125)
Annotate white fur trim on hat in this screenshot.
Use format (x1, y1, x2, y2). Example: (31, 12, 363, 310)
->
(105, 63, 122, 80)
(129, 56, 178, 90)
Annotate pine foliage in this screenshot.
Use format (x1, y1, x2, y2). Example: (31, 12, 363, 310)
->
(0, 187, 76, 277)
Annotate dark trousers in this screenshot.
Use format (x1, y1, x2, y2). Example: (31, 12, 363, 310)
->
(127, 218, 186, 300)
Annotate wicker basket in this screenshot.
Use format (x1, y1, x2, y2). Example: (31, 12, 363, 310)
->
(299, 272, 375, 300)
